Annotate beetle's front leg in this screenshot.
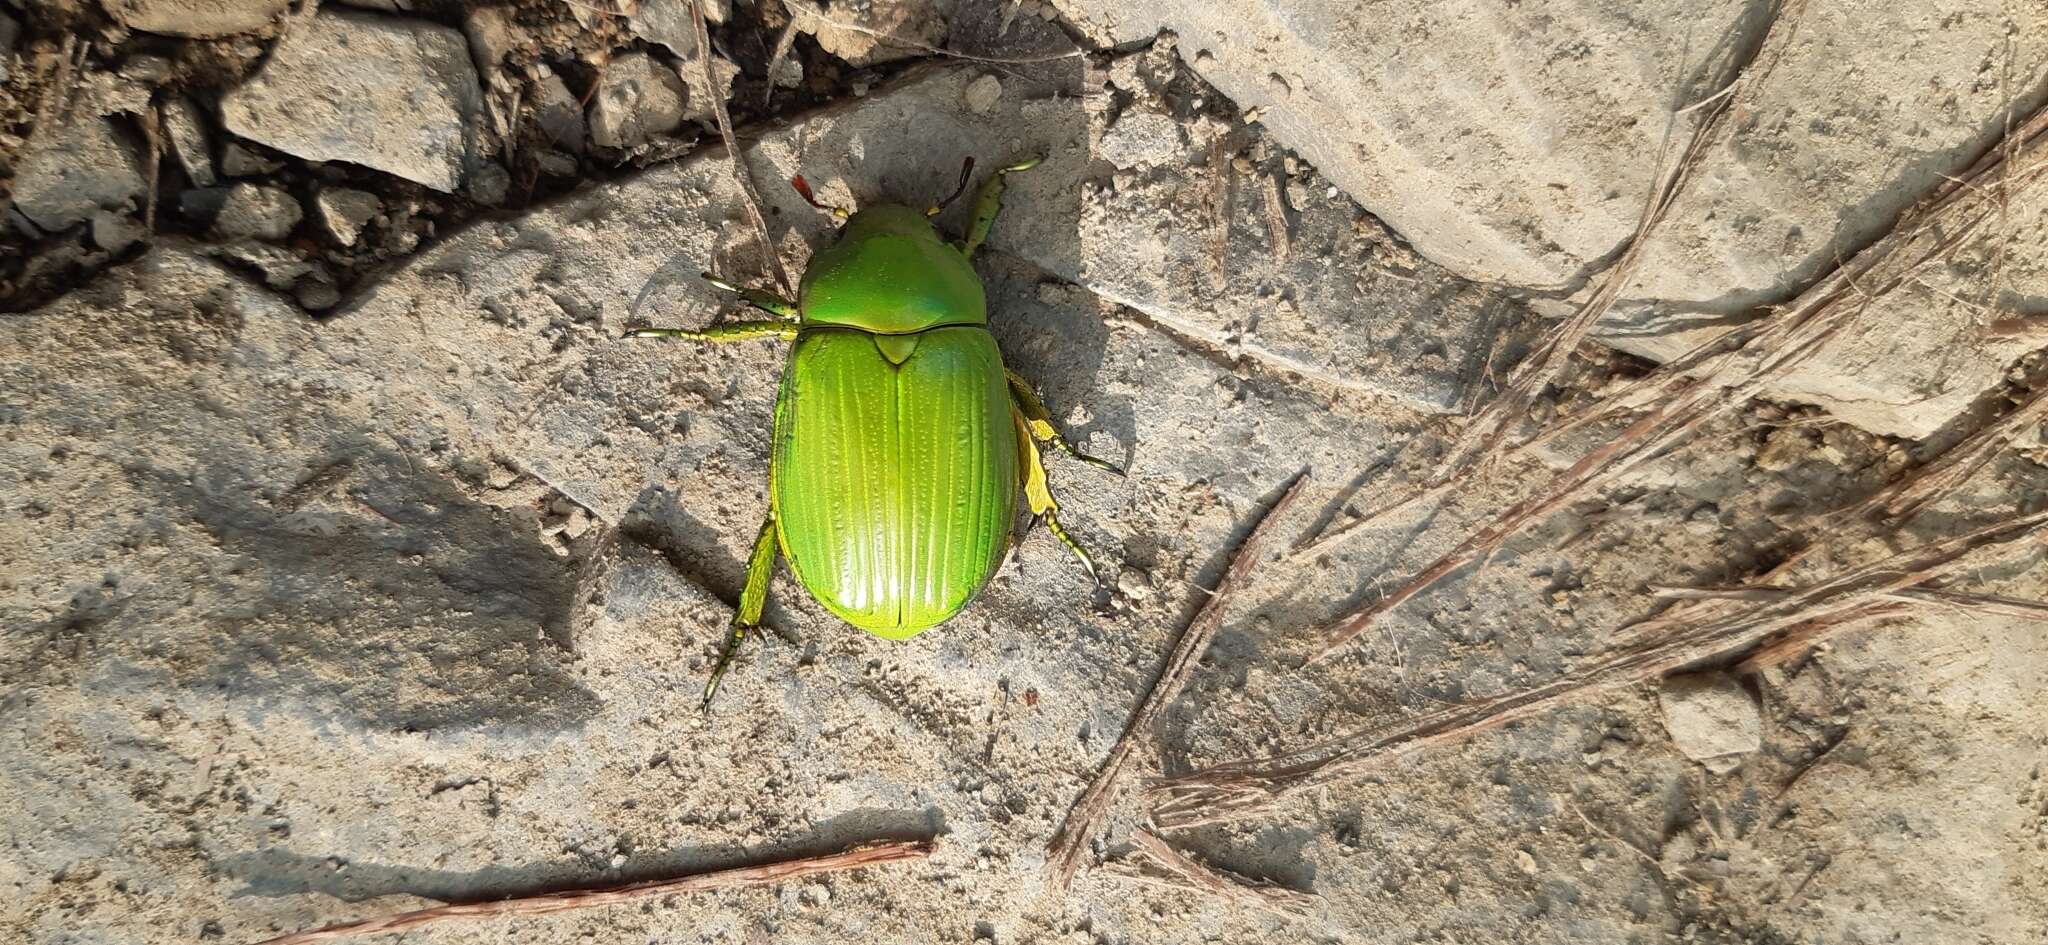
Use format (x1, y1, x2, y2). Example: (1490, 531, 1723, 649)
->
(625, 321, 798, 342)
(1006, 369, 1126, 476)
(703, 515, 780, 709)
(957, 156, 1042, 258)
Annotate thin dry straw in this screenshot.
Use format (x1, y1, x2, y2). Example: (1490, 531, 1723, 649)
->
(1098, 827, 1319, 918)
(248, 840, 933, 945)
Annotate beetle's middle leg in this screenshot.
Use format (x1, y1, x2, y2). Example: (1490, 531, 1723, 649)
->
(703, 515, 780, 709)
(1013, 406, 1103, 584)
(1006, 369, 1125, 476)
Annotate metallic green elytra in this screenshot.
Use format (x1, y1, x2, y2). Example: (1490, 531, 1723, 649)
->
(625, 158, 1122, 706)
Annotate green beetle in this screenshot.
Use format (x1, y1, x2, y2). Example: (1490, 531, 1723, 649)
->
(627, 158, 1118, 705)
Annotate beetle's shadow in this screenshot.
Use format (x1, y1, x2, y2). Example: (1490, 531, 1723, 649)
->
(982, 253, 1128, 467)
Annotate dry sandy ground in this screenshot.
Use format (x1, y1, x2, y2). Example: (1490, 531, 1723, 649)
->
(3, 3, 2047, 944)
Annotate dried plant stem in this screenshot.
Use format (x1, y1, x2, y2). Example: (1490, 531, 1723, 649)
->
(1149, 511, 2048, 829)
(1043, 473, 1311, 890)
(694, 0, 793, 296)
(247, 840, 933, 945)
(1098, 828, 1319, 918)
(1301, 82, 2048, 665)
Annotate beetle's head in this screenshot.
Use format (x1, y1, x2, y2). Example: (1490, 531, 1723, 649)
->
(840, 204, 944, 240)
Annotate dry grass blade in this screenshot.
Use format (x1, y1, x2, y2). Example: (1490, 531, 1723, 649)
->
(1042, 472, 1311, 890)
(247, 840, 933, 945)
(1654, 583, 2048, 620)
(694, 0, 793, 295)
(1098, 828, 1319, 918)
(1300, 79, 2048, 665)
(1149, 510, 2048, 829)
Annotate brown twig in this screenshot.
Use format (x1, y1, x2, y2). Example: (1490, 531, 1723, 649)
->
(1098, 827, 1319, 918)
(694, 0, 793, 295)
(247, 840, 933, 945)
(1043, 472, 1311, 890)
(1148, 510, 2048, 829)
(761, 14, 804, 107)
(141, 101, 162, 234)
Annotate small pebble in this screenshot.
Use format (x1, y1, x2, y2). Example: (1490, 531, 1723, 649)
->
(212, 183, 302, 241)
(963, 74, 1002, 116)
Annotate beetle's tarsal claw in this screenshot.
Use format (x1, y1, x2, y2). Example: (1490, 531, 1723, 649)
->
(701, 622, 746, 710)
(1002, 156, 1044, 173)
(1080, 453, 1128, 478)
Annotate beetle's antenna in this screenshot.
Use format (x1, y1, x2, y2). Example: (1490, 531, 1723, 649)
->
(926, 156, 976, 217)
(790, 175, 849, 222)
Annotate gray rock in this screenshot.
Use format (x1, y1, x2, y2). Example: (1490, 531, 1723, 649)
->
(676, 50, 741, 127)
(212, 183, 302, 241)
(962, 74, 1001, 116)
(178, 186, 229, 223)
(535, 73, 587, 153)
(90, 210, 144, 254)
(628, 0, 729, 57)
(313, 187, 380, 246)
(799, 0, 945, 67)
(102, 0, 292, 37)
(1094, 109, 1183, 169)
(296, 274, 341, 311)
(162, 97, 216, 188)
(219, 142, 283, 177)
(1657, 671, 1760, 773)
(220, 10, 481, 192)
(1055, 0, 1753, 289)
(468, 162, 511, 206)
(12, 112, 146, 231)
(588, 52, 686, 150)
(463, 5, 527, 76)
(210, 240, 315, 288)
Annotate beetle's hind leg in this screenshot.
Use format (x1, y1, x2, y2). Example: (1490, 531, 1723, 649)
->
(625, 321, 797, 342)
(957, 156, 1042, 259)
(1006, 369, 1125, 476)
(703, 515, 780, 709)
(1013, 406, 1104, 585)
